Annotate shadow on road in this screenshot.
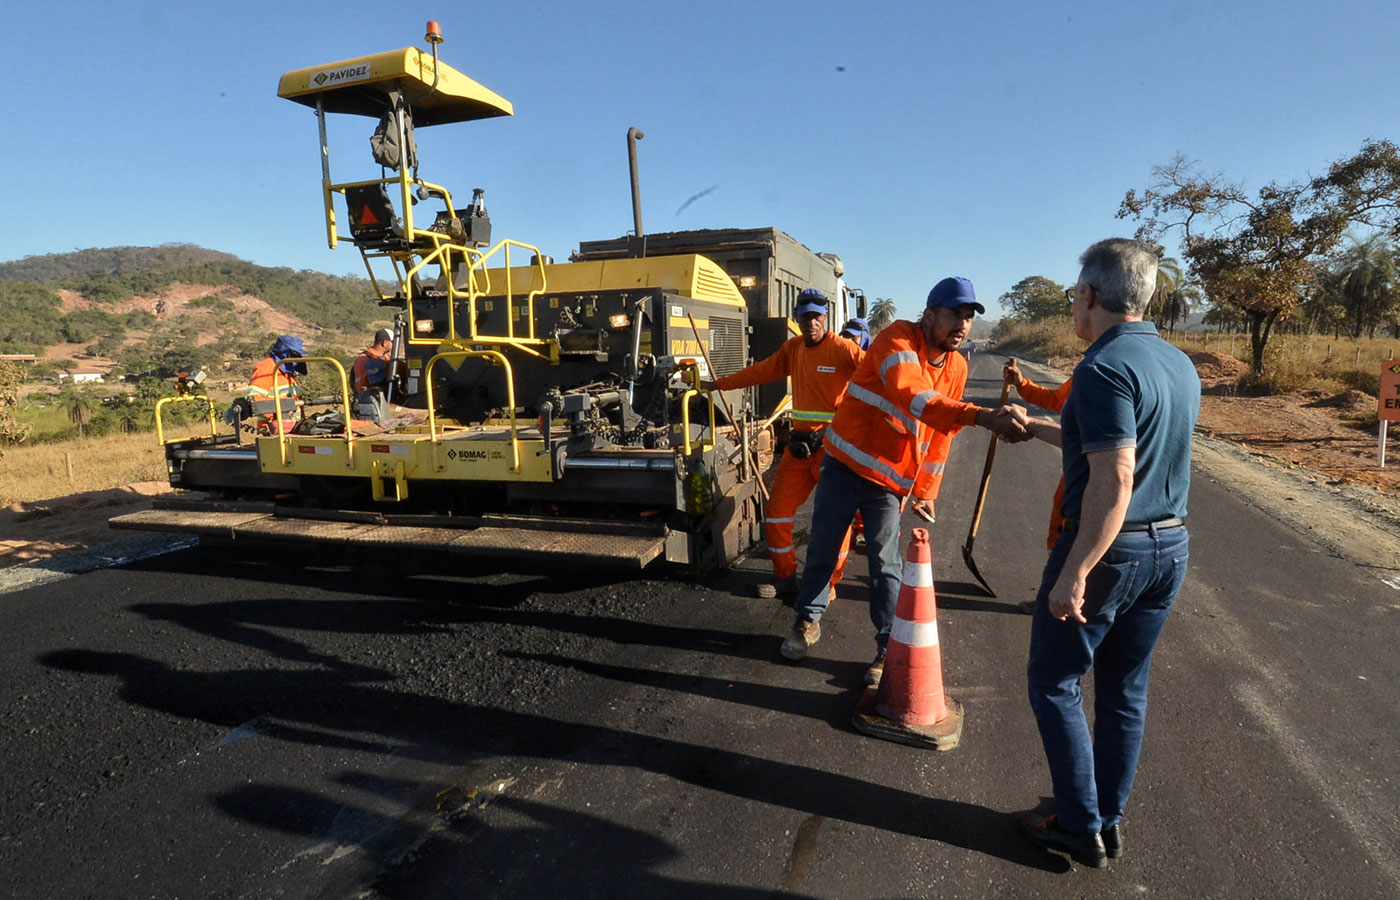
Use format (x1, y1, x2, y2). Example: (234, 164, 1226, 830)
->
(42, 638, 1059, 886)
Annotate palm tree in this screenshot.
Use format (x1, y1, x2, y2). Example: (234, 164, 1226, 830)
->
(1149, 257, 1200, 333)
(867, 298, 899, 333)
(57, 386, 100, 438)
(1333, 234, 1397, 338)
(113, 399, 145, 434)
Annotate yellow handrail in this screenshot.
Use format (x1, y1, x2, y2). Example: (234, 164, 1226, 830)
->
(457, 238, 549, 343)
(270, 357, 355, 468)
(679, 389, 718, 455)
(155, 395, 218, 445)
(423, 349, 521, 472)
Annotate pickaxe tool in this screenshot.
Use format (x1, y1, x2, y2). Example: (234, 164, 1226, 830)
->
(962, 377, 1013, 596)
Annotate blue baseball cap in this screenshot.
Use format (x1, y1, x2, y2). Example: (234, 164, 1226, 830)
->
(793, 288, 829, 318)
(926, 277, 985, 314)
(839, 317, 872, 350)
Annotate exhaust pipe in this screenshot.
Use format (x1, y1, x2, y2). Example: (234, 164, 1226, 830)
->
(627, 127, 645, 256)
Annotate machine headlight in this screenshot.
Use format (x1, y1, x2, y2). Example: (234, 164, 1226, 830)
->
(414, 318, 436, 334)
(608, 313, 631, 329)
(736, 275, 757, 289)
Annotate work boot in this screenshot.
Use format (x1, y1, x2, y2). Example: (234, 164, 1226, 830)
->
(827, 584, 837, 604)
(779, 617, 820, 660)
(756, 576, 799, 599)
(864, 650, 886, 686)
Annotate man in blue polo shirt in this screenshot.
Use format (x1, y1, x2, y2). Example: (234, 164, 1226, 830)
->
(1010, 238, 1200, 869)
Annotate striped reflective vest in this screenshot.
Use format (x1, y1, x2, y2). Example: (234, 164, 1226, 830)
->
(245, 357, 300, 406)
(823, 320, 978, 500)
(714, 333, 864, 432)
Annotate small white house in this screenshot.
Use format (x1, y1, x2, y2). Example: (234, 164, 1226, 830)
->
(58, 370, 105, 384)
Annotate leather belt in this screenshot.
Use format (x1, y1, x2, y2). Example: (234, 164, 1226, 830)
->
(1063, 516, 1185, 533)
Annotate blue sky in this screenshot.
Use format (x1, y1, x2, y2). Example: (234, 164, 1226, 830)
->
(5, 1, 1400, 321)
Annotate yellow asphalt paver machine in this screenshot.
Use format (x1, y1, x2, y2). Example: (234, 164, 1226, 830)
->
(112, 21, 859, 572)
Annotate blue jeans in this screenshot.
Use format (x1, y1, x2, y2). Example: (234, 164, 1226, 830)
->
(793, 456, 904, 649)
(1027, 525, 1190, 835)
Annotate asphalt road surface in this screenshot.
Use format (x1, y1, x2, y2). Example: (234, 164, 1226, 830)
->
(2, 353, 1397, 899)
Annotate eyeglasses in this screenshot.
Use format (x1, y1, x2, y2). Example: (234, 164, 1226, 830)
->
(1064, 286, 1077, 304)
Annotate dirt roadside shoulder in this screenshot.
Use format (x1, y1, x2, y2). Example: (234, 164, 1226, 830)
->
(2, 482, 176, 568)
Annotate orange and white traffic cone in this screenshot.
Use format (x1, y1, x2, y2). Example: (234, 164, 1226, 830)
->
(851, 527, 964, 751)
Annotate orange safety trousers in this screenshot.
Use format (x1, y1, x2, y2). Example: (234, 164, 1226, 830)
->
(765, 447, 853, 583)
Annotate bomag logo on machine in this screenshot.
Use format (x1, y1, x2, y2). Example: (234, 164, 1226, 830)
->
(445, 448, 507, 461)
(312, 63, 372, 87)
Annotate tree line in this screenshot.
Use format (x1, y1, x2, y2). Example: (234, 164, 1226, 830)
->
(990, 139, 1400, 375)
(1121, 139, 1400, 373)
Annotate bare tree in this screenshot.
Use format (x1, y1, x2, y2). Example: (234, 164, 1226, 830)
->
(1120, 141, 1400, 372)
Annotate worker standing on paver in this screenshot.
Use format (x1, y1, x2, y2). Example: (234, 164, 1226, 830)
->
(1011, 239, 1200, 869)
(778, 277, 1030, 684)
(1004, 357, 1074, 613)
(707, 288, 864, 598)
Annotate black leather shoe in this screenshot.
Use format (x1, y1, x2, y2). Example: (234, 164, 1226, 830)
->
(1102, 823, 1122, 859)
(1019, 812, 1107, 868)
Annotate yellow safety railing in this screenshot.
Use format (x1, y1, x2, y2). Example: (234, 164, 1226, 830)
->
(270, 358, 355, 468)
(155, 395, 218, 445)
(323, 160, 556, 361)
(405, 237, 553, 359)
(423, 349, 521, 472)
(454, 238, 549, 343)
(679, 389, 718, 455)
(327, 172, 455, 249)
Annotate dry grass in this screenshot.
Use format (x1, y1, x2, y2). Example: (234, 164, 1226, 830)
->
(1166, 331, 1398, 396)
(997, 320, 1399, 397)
(994, 318, 1083, 365)
(0, 432, 166, 505)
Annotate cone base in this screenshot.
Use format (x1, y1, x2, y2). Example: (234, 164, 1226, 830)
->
(851, 689, 963, 751)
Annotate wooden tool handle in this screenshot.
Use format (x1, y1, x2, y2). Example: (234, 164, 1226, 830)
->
(688, 313, 768, 502)
(965, 380, 1013, 543)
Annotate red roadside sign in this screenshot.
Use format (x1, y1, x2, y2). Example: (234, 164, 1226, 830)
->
(1381, 361, 1400, 422)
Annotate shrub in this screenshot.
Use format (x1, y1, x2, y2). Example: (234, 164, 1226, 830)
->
(1335, 369, 1381, 395)
(991, 318, 1083, 362)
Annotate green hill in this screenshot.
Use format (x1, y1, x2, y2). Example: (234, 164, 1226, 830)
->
(0, 245, 381, 357)
(0, 245, 243, 282)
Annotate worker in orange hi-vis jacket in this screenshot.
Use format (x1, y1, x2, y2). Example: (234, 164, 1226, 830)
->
(777, 277, 1032, 685)
(1005, 357, 1074, 613)
(243, 334, 307, 434)
(706, 288, 865, 599)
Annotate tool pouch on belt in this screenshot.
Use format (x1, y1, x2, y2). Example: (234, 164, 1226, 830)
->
(787, 428, 825, 460)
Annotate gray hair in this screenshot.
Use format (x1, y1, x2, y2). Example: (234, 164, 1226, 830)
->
(1078, 238, 1157, 316)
